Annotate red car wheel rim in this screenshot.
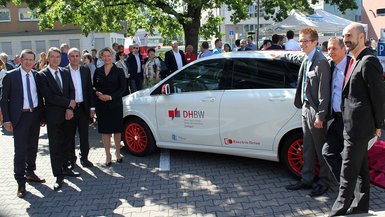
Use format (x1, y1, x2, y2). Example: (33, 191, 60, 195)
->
(287, 138, 304, 175)
(125, 123, 148, 153)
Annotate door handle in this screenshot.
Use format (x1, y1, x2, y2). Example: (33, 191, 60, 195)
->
(268, 96, 287, 101)
(201, 97, 216, 102)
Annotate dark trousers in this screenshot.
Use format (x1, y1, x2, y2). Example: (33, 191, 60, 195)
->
(130, 74, 143, 93)
(322, 114, 344, 183)
(65, 103, 90, 164)
(301, 105, 330, 186)
(13, 111, 40, 185)
(329, 134, 370, 216)
(47, 121, 67, 177)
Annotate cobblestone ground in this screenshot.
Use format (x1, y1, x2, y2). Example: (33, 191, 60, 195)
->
(1, 126, 385, 217)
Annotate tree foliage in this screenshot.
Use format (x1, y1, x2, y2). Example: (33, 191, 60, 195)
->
(4, 0, 357, 50)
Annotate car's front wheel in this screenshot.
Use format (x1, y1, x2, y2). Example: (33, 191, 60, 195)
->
(123, 118, 156, 156)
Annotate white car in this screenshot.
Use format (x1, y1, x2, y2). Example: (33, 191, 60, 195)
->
(122, 51, 306, 177)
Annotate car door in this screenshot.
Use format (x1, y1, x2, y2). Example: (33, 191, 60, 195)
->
(155, 58, 229, 146)
(220, 58, 300, 150)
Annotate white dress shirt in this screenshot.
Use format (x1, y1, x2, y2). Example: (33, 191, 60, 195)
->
(173, 50, 183, 70)
(134, 54, 141, 73)
(331, 56, 347, 113)
(285, 39, 301, 51)
(20, 67, 38, 109)
(48, 66, 63, 87)
(69, 66, 84, 103)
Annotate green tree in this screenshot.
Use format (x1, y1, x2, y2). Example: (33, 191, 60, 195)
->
(5, 0, 356, 52)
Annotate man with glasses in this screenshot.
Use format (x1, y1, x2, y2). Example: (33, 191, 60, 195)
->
(286, 27, 331, 197)
(1, 49, 46, 198)
(126, 44, 143, 93)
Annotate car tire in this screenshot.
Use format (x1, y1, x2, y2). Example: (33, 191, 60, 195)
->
(123, 118, 156, 156)
(280, 132, 303, 179)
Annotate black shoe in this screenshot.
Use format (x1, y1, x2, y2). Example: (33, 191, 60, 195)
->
(63, 169, 81, 177)
(80, 159, 94, 168)
(53, 176, 64, 191)
(26, 173, 46, 183)
(105, 161, 112, 167)
(116, 158, 123, 163)
(17, 184, 27, 198)
(286, 181, 312, 190)
(308, 184, 329, 197)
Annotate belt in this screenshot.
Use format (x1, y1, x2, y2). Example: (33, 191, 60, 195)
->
(333, 112, 342, 118)
(22, 107, 38, 112)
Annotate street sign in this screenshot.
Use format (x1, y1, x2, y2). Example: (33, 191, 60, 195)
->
(378, 42, 385, 56)
(378, 42, 385, 74)
(229, 30, 234, 39)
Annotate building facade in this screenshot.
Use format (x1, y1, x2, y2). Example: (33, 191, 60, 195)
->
(0, 3, 124, 58)
(362, 0, 385, 41)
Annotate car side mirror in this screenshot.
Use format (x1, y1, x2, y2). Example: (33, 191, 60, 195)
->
(161, 84, 170, 95)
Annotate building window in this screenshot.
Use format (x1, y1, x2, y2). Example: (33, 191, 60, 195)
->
(0, 9, 10, 22)
(0, 42, 12, 55)
(95, 38, 105, 51)
(244, 24, 268, 33)
(21, 41, 32, 50)
(19, 8, 39, 21)
(69, 39, 80, 49)
(35, 40, 46, 55)
(248, 5, 265, 18)
(49, 40, 60, 48)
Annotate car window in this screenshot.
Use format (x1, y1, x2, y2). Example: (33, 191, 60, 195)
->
(232, 59, 285, 89)
(282, 61, 300, 88)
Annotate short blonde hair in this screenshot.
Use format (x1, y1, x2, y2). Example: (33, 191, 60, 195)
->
(100, 47, 114, 57)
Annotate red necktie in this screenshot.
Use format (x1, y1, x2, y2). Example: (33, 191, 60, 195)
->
(344, 58, 355, 85)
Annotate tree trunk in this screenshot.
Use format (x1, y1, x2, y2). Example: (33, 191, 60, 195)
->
(182, 15, 201, 55)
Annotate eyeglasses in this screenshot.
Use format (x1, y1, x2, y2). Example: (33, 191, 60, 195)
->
(299, 39, 313, 44)
(133, 47, 139, 49)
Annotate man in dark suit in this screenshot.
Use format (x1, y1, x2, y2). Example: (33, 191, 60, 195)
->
(329, 23, 385, 216)
(64, 48, 95, 168)
(36, 47, 79, 191)
(164, 41, 186, 77)
(126, 44, 143, 93)
(1, 49, 46, 198)
(322, 37, 351, 183)
(286, 27, 331, 197)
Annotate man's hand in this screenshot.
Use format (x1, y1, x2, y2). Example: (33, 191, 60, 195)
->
(95, 91, 103, 97)
(3, 122, 13, 132)
(65, 109, 74, 120)
(98, 94, 111, 102)
(374, 128, 382, 137)
(314, 117, 324, 129)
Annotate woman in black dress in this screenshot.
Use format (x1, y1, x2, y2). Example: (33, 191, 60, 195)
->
(93, 47, 126, 166)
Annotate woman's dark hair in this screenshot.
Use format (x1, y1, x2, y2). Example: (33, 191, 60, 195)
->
(83, 53, 92, 62)
(115, 51, 123, 61)
(224, 43, 232, 51)
(147, 48, 156, 53)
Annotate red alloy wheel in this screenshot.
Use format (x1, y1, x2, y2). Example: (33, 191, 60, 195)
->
(287, 138, 304, 175)
(287, 138, 320, 176)
(125, 123, 148, 154)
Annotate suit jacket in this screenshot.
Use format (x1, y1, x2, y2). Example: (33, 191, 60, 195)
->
(294, 49, 331, 122)
(63, 65, 94, 115)
(342, 48, 385, 139)
(0, 68, 43, 126)
(165, 49, 186, 73)
(238, 47, 252, 51)
(36, 67, 75, 125)
(126, 53, 143, 80)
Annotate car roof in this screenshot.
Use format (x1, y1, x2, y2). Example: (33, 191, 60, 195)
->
(197, 50, 304, 61)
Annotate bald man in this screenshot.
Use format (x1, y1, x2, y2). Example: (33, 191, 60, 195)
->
(329, 23, 385, 216)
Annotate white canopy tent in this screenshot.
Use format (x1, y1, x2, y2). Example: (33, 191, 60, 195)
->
(265, 9, 366, 34)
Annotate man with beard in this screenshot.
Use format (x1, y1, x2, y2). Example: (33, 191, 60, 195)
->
(329, 23, 385, 216)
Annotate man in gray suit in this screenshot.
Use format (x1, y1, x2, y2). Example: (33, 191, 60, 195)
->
(329, 23, 385, 216)
(286, 27, 331, 197)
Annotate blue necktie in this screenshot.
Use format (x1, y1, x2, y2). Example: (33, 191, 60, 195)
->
(26, 73, 34, 109)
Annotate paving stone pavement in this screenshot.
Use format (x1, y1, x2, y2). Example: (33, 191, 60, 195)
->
(1, 126, 385, 217)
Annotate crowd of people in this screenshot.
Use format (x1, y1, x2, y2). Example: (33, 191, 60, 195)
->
(0, 24, 385, 217)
